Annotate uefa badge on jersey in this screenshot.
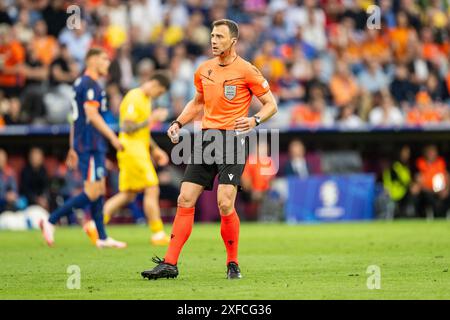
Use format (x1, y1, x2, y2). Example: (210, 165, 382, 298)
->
(97, 167, 105, 179)
(224, 85, 237, 100)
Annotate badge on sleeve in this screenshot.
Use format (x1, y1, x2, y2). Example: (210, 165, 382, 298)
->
(224, 85, 237, 100)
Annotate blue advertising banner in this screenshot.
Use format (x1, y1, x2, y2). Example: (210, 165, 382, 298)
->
(285, 174, 376, 222)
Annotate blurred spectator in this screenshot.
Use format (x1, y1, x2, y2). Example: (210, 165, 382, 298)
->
(388, 11, 417, 63)
(58, 20, 92, 68)
(49, 44, 79, 87)
(31, 20, 58, 66)
(291, 97, 334, 127)
(406, 91, 442, 125)
(382, 145, 414, 218)
(90, 24, 116, 60)
(330, 59, 359, 108)
(0, 24, 25, 97)
(278, 62, 304, 104)
(150, 11, 184, 47)
(389, 64, 418, 106)
(20, 147, 49, 210)
(304, 58, 331, 103)
(357, 60, 390, 94)
(0, 0, 449, 131)
(413, 144, 450, 217)
(135, 58, 156, 85)
(108, 42, 134, 92)
(424, 72, 448, 102)
(360, 29, 391, 65)
(380, 0, 396, 29)
(40, 0, 68, 38)
(44, 44, 78, 124)
(129, 0, 163, 43)
(266, 10, 290, 45)
(297, 0, 326, 52)
(288, 46, 313, 82)
(14, 9, 34, 44)
(0, 2, 12, 26)
(163, 0, 189, 28)
(286, 25, 318, 61)
(420, 26, 444, 66)
(184, 10, 212, 49)
(0, 149, 19, 212)
(283, 139, 310, 178)
(336, 104, 364, 129)
(151, 45, 171, 70)
(20, 42, 49, 124)
(368, 91, 404, 127)
(253, 40, 286, 89)
(3, 97, 23, 125)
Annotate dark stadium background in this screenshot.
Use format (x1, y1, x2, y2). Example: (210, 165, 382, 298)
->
(2, 0, 450, 224)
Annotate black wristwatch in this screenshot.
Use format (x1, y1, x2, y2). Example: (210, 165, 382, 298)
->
(170, 120, 183, 128)
(253, 115, 261, 126)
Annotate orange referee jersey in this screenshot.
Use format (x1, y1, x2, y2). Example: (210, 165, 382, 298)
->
(194, 56, 270, 130)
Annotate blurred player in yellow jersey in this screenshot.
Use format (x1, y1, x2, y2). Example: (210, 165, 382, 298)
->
(103, 73, 172, 245)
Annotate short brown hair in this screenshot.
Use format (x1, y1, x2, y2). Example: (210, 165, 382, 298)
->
(151, 71, 171, 90)
(85, 47, 105, 61)
(212, 19, 239, 39)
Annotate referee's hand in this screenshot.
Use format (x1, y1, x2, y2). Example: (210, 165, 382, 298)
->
(234, 117, 256, 133)
(167, 123, 180, 143)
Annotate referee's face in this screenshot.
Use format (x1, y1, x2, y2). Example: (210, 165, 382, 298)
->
(211, 25, 234, 57)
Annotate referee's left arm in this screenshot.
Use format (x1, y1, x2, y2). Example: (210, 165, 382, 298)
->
(234, 91, 278, 132)
(254, 90, 278, 123)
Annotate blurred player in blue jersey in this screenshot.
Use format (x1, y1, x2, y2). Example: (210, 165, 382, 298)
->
(39, 47, 126, 248)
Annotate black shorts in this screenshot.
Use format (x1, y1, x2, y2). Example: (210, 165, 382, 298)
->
(182, 129, 249, 191)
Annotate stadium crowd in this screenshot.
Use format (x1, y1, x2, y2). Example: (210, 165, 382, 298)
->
(1, 0, 450, 128)
(2, 0, 450, 224)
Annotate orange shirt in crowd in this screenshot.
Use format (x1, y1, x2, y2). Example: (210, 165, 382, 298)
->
(360, 36, 390, 62)
(422, 42, 443, 62)
(32, 36, 58, 65)
(406, 108, 442, 124)
(389, 27, 413, 61)
(330, 75, 359, 107)
(416, 156, 448, 191)
(242, 154, 277, 192)
(253, 54, 285, 81)
(446, 72, 450, 94)
(194, 56, 270, 130)
(0, 40, 25, 87)
(291, 105, 321, 127)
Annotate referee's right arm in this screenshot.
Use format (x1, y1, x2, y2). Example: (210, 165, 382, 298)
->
(167, 91, 204, 137)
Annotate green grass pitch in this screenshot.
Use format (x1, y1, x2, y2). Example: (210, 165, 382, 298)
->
(1, 220, 450, 299)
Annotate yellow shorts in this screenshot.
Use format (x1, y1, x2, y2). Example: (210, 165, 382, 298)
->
(117, 150, 159, 192)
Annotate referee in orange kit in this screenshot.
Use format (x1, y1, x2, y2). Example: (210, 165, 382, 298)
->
(141, 19, 278, 280)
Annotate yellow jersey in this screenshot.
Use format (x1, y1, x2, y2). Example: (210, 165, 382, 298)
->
(117, 88, 158, 191)
(118, 88, 151, 152)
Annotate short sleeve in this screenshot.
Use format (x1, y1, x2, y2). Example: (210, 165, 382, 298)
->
(194, 68, 203, 94)
(83, 84, 100, 108)
(246, 64, 270, 97)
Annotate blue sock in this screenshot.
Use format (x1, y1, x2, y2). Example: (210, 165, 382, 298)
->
(91, 196, 107, 240)
(49, 192, 90, 225)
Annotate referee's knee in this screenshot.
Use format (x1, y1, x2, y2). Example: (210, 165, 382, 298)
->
(218, 199, 234, 215)
(177, 193, 196, 208)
